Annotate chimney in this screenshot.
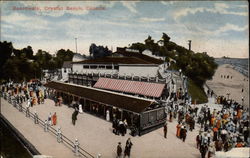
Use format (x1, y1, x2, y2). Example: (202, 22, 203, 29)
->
(188, 40, 191, 51)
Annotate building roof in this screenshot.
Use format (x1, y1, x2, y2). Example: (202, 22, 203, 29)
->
(72, 56, 153, 65)
(72, 53, 86, 62)
(94, 78, 165, 98)
(45, 81, 155, 113)
(116, 47, 164, 64)
(62, 61, 72, 68)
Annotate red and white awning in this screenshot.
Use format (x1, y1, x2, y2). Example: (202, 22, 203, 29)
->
(94, 78, 165, 98)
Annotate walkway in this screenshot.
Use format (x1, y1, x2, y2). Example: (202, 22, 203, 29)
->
(1, 98, 76, 158)
(1, 97, 205, 158)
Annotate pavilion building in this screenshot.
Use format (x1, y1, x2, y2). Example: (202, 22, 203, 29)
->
(45, 81, 167, 135)
(45, 47, 185, 135)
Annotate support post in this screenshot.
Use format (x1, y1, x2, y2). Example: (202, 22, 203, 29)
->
(34, 112, 38, 124)
(19, 103, 23, 112)
(44, 120, 48, 132)
(57, 127, 62, 143)
(121, 110, 123, 121)
(74, 139, 79, 156)
(103, 105, 106, 117)
(26, 107, 30, 117)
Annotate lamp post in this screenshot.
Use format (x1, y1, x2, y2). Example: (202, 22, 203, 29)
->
(188, 40, 192, 51)
(75, 38, 78, 53)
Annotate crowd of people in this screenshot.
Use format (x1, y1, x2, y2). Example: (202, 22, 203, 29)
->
(196, 98, 249, 158)
(1, 81, 46, 107)
(1, 81, 59, 127)
(163, 86, 249, 158)
(1, 80, 249, 158)
(112, 118, 128, 136)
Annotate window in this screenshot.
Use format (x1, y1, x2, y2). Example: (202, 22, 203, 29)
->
(83, 65, 89, 69)
(114, 66, 119, 70)
(90, 65, 97, 69)
(99, 65, 105, 69)
(64, 68, 67, 73)
(106, 65, 112, 69)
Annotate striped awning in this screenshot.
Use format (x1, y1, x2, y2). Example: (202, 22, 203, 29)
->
(45, 81, 155, 113)
(94, 78, 165, 98)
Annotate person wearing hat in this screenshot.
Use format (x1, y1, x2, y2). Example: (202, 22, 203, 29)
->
(196, 133, 202, 149)
(202, 132, 208, 146)
(200, 143, 208, 158)
(163, 122, 168, 138)
(176, 123, 181, 138)
(208, 143, 215, 158)
(181, 126, 187, 142)
(124, 138, 133, 158)
(117, 142, 122, 158)
(215, 137, 223, 151)
(52, 112, 57, 126)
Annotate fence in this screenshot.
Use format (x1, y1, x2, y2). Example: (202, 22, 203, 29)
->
(2, 94, 95, 158)
(68, 72, 170, 84)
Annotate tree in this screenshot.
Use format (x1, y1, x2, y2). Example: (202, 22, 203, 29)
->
(22, 46, 34, 59)
(89, 43, 112, 59)
(162, 33, 171, 46)
(34, 49, 53, 70)
(0, 41, 13, 79)
(0, 41, 78, 83)
(144, 36, 154, 45)
(129, 42, 146, 52)
(55, 49, 74, 67)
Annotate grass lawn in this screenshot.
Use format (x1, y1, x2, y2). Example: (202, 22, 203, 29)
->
(187, 79, 208, 104)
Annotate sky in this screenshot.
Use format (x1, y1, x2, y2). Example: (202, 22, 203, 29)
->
(1, 1, 249, 58)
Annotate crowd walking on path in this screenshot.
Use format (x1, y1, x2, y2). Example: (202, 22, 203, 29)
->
(164, 86, 249, 158)
(1, 80, 249, 158)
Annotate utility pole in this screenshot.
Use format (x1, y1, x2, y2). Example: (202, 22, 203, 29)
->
(75, 38, 78, 53)
(188, 40, 191, 51)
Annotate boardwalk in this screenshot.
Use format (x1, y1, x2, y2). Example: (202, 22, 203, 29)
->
(1, 98, 203, 158)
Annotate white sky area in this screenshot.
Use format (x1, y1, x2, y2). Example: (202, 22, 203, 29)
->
(1, 1, 249, 58)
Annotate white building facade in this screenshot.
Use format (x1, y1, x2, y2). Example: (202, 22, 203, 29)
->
(119, 64, 159, 77)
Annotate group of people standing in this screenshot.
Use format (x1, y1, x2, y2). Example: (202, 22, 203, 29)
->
(221, 74, 233, 79)
(47, 112, 57, 126)
(113, 119, 128, 136)
(117, 138, 133, 158)
(1, 81, 47, 107)
(1, 81, 60, 127)
(165, 101, 197, 142)
(54, 96, 63, 106)
(176, 122, 188, 142)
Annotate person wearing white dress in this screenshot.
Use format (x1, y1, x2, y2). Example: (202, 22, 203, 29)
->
(78, 104, 83, 113)
(106, 110, 110, 121)
(26, 98, 31, 108)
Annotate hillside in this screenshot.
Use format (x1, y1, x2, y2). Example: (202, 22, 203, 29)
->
(128, 33, 218, 104)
